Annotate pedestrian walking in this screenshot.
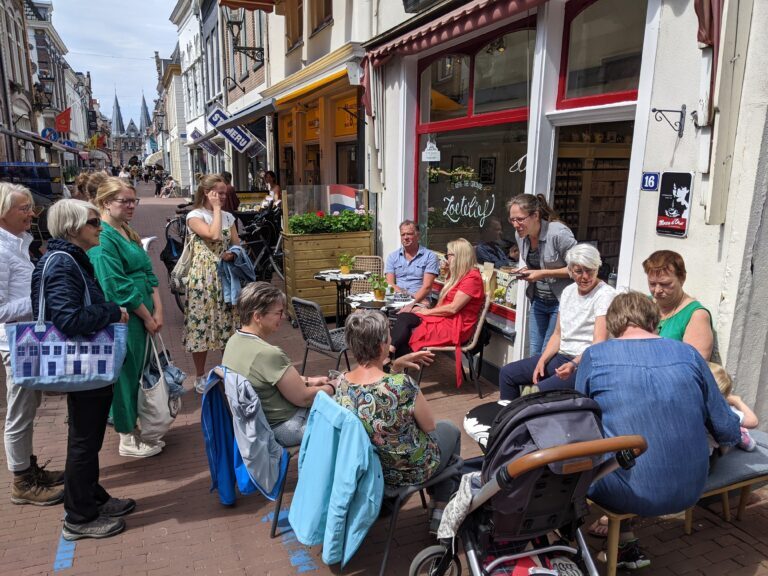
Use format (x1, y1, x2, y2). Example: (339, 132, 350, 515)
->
(184, 174, 239, 392)
(90, 177, 164, 457)
(0, 183, 65, 506)
(31, 199, 135, 541)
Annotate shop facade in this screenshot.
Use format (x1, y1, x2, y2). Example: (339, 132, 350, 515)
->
(364, 0, 766, 391)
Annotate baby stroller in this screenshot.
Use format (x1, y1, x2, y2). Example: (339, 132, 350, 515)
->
(410, 390, 647, 576)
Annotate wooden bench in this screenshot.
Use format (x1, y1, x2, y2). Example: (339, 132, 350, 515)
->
(591, 429, 768, 576)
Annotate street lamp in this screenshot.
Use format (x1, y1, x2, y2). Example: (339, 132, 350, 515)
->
(223, 6, 264, 64)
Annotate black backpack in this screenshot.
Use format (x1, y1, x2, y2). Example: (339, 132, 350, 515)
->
(481, 390, 604, 540)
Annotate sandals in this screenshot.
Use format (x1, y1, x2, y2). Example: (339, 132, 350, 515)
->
(587, 515, 610, 538)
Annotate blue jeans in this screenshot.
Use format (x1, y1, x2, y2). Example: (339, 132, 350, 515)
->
(528, 298, 559, 356)
(499, 353, 577, 401)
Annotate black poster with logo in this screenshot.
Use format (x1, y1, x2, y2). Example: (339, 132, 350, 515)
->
(656, 172, 693, 238)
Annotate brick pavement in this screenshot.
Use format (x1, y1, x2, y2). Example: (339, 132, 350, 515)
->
(1, 181, 767, 575)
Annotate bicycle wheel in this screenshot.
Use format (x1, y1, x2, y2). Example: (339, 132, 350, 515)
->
(409, 545, 461, 576)
(165, 216, 186, 248)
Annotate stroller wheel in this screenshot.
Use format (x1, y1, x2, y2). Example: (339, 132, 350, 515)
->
(410, 545, 462, 576)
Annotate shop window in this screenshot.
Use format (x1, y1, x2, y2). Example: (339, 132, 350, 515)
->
(419, 55, 470, 124)
(310, 0, 332, 34)
(474, 29, 535, 115)
(336, 142, 359, 186)
(417, 123, 527, 255)
(559, 0, 647, 108)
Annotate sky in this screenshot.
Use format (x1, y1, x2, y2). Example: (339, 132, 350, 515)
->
(50, 0, 179, 128)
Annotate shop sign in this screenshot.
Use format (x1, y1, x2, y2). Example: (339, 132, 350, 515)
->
(335, 96, 357, 137)
(441, 188, 495, 227)
(656, 172, 693, 238)
(189, 128, 223, 157)
(641, 171, 660, 191)
(422, 140, 441, 162)
(207, 107, 256, 154)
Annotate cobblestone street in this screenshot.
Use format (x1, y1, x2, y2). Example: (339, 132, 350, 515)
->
(1, 183, 768, 575)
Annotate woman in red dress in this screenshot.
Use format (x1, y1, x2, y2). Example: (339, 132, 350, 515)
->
(391, 238, 485, 386)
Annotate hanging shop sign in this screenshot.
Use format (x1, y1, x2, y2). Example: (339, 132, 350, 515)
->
(207, 107, 256, 154)
(656, 172, 693, 238)
(190, 128, 223, 157)
(422, 140, 441, 162)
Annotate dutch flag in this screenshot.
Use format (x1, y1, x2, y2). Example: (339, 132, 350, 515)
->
(328, 184, 358, 213)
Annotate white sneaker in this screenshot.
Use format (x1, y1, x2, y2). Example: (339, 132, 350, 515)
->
(118, 433, 162, 458)
(194, 376, 207, 394)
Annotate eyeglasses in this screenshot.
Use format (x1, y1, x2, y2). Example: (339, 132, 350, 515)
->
(16, 204, 34, 214)
(508, 214, 532, 225)
(85, 218, 102, 228)
(570, 267, 597, 277)
(113, 198, 140, 206)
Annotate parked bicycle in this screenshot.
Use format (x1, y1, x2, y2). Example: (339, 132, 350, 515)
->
(160, 201, 192, 312)
(240, 202, 284, 282)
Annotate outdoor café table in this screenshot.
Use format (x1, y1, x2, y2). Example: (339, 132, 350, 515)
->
(346, 292, 414, 315)
(464, 400, 510, 452)
(313, 269, 370, 326)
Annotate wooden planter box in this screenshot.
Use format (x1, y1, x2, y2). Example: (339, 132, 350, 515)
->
(284, 230, 375, 318)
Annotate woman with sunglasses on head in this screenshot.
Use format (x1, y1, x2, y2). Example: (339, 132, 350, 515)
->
(507, 193, 577, 356)
(89, 177, 164, 458)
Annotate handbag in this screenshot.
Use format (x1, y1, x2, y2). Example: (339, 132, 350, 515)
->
(170, 232, 193, 291)
(4, 251, 128, 392)
(137, 334, 181, 443)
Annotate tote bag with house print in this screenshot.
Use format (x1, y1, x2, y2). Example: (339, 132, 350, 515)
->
(4, 251, 128, 392)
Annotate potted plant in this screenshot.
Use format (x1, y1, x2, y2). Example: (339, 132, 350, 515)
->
(338, 253, 355, 274)
(369, 274, 389, 301)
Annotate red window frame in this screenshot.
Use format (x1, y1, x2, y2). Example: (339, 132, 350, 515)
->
(413, 16, 536, 223)
(556, 0, 640, 110)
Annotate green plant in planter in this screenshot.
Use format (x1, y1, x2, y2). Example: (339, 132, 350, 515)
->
(338, 253, 355, 268)
(288, 209, 373, 235)
(369, 274, 389, 292)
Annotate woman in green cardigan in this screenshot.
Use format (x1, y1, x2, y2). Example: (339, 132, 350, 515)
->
(90, 177, 164, 458)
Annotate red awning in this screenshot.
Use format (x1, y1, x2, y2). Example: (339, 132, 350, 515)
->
(218, 0, 275, 12)
(366, 0, 546, 68)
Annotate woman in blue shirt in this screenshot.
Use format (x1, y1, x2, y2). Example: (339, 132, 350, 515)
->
(576, 291, 739, 570)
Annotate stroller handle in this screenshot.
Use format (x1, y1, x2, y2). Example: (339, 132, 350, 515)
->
(502, 435, 648, 481)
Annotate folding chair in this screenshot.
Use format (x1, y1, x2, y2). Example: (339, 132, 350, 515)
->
(417, 290, 493, 398)
(291, 297, 351, 374)
(350, 255, 384, 294)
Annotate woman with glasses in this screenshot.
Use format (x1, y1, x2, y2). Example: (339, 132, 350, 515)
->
(507, 193, 577, 356)
(89, 177, 164, 458)
(499, 244, 615, 400)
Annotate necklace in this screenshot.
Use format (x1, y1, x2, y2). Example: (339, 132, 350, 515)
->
(660, 293, 688, 320)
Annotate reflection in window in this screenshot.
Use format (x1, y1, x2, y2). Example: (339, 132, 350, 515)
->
(418, 123, 527, 252)
(565, 0, 647, 100)
(420, 55, 470, 123)
(474, 29, 535, 114)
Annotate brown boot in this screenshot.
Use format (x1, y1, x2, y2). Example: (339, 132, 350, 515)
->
(29, 455, 65, 487)
(11, 471, 64, 506)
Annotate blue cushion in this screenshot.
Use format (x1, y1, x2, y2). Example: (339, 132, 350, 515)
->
(704, 430, 768, 492)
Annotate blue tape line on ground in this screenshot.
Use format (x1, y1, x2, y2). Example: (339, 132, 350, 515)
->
(53, 535, 76, 572)
(261, 508, 318, 573)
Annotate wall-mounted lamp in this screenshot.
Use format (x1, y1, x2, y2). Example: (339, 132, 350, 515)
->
(651, 105, 686, 138)
(223, 7, 264, 65)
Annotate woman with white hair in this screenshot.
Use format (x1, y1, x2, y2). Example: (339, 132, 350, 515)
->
(0, 183, 65, 506)
(31, 199, 132, 541)
(499, 243, 616, 399)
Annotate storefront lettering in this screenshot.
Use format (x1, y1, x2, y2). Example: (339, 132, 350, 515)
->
(442, 193, 496, 227)
(508, 153, 527, 173)
(451, 180, 483, 190)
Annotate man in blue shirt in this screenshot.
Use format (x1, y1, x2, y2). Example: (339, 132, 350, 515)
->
(384, 220, 439, 303)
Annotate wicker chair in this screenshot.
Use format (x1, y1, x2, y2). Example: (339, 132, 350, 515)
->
(350, 255, 384, 294)
(291, 297, 350, 374)
(416, 289, 493, 398)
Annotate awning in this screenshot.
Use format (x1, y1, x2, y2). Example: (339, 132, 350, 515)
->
(275, 69, 348, 105)
(218, 0, 275, 12)
(0, 125, 53, 148)
(144, 151, 164, 166)
(50, 141, 81, 155)
(213, 98, 276, 132)
(365, 0, 546, 68)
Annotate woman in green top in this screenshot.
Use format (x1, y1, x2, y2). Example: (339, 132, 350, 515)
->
(90, 177, 164, 458)
(643, 250, 713, 359)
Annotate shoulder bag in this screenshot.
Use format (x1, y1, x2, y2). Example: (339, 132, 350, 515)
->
(137, 333, 181, 442)
(4, 251, 128, 392)
(170, 231, 193, 292)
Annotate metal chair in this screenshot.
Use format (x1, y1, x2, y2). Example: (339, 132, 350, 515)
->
(291, 297, 351, 374)
(378, 456, 464, 576)
(417, 290, 493, 398)
(350, 255, 384, 294)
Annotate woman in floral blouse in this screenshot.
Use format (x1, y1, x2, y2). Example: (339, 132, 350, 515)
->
(334, 309, 461, 534)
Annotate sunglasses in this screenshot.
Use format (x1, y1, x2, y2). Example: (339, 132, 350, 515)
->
(85, 218, 102, 228)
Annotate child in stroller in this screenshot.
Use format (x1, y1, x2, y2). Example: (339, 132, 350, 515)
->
(409, 390, 647, 576)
